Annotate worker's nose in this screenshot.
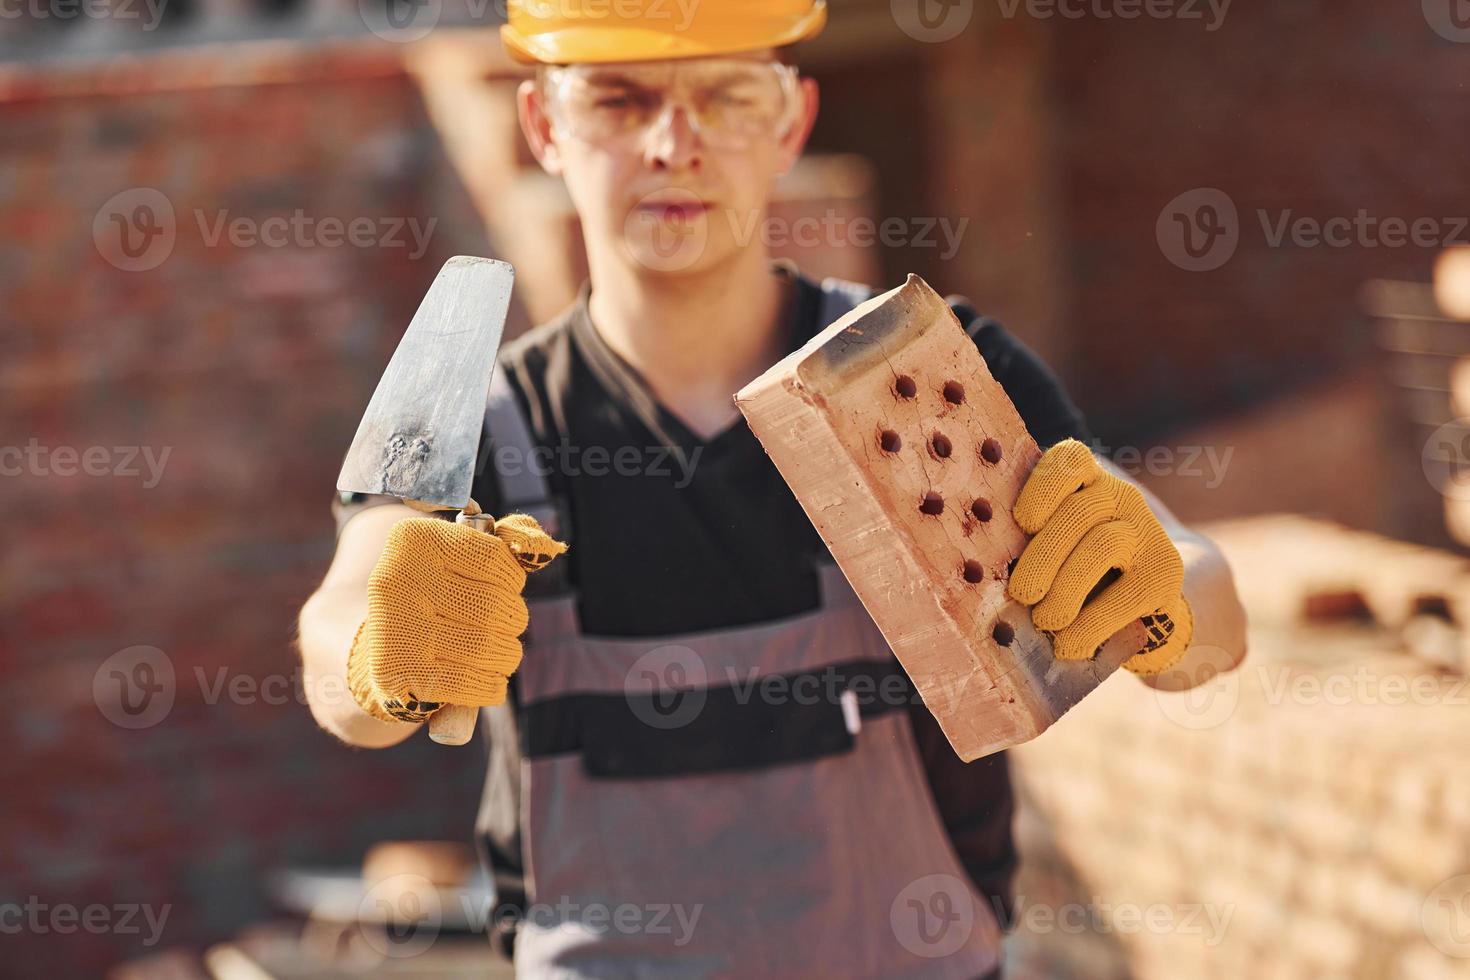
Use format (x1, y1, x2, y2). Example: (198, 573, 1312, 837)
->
(643, 102, 702, 172)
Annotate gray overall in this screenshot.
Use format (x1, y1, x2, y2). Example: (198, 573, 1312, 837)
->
(474, 282, 1003, 979)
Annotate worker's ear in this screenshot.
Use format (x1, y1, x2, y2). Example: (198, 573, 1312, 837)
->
(775, 76, 819, 176)
(518, 79, 564, 176)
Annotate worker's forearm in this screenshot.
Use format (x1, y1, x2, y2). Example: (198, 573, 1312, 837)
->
(1100, 460, 1247, 689)
(1139, 531, 1249, 691)
(298, 587, 420, 749)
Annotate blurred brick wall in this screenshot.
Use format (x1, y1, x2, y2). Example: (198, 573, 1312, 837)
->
(5, 5, 1469, 975)
(1127, 364, 1443, 544)
(1049, 2, 1470, 442)
(0, 43, 499, 977)
(803, 5, 1470, 542)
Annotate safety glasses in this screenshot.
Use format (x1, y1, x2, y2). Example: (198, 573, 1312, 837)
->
(541, 58, 801, 151)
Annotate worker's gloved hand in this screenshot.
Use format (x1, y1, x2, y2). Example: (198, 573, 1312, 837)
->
(1007, 439, 1193, 674)
(347, 514, 567, 724)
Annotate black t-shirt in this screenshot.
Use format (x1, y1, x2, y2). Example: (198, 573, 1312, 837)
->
(473, 267, 1090, 635)
(461, 264, 1092, 927)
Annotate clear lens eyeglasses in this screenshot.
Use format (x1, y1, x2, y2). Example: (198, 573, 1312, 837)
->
(542, 59, 801, 151)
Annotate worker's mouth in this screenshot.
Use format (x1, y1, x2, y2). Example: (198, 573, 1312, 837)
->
(636, 200, 713, 222)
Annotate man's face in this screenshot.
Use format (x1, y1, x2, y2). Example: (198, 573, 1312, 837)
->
(522, 53, 817, 277)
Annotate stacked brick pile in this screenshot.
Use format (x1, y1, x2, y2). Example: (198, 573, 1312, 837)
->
(1008, 515, 1470, 979)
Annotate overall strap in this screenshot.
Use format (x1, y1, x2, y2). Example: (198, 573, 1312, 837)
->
(483, 365, 570, 596)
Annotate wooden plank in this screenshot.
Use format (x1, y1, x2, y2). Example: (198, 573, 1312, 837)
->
(736, 274, 1148, 762)
(1450, 357, 1470, 417)
(1207, 514, 1470, 629)
(1436, 247, 1470, 321)
(1205, 514, 1470, 672)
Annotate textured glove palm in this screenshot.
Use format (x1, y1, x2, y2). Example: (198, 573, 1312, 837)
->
(1007, 439, 1192, 674)
(348, 514, 567, 723)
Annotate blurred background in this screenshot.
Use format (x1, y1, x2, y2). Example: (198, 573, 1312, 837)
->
(6, 0, 1470, 976)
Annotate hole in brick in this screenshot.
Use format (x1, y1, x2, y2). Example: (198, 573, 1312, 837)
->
(980, 438, 1003, 464)
(895, 375, 918, 399)
(970, 498, 993, 522)
(878, 429, 902, 453)
(943, 381, 966, 405)
(919, 491, 945, 516)
(992, 620, 1015, 646)
(962, 560, 985, 584)
(930, 432, 953, 459)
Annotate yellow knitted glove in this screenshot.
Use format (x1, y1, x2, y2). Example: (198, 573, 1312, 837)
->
(347, 514, 567, 724)
(1007, 439, 1193, 674)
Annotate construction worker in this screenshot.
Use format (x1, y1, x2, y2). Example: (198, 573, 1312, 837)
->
(298, 1, 1248, 975)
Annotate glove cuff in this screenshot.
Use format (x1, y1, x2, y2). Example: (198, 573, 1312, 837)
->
(1122, 596, 1194, 675)
(346, 619, 435, 725)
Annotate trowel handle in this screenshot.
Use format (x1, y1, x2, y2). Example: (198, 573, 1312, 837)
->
(422, 500, 495, 747)
(429, 705, 478, 745)
(455, 508, 495, 534)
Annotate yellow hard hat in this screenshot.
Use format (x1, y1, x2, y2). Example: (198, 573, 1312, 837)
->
(500, 0, 828, 65)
